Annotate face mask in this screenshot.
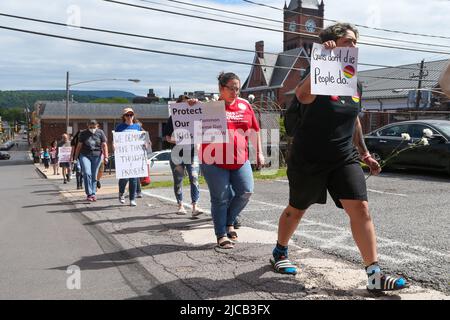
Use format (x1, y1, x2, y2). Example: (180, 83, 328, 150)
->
(89, 128, 97, 134)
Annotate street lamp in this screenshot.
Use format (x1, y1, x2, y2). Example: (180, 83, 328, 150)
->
(65, 71, 141, 133)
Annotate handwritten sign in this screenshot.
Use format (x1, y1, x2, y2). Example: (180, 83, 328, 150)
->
(58, 147, 72, 163)
(310, 43, 359, 96)
(113, 131, 149, 180)
(169, 100, 227, 145)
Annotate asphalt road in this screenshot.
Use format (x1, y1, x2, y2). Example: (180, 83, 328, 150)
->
(146, 168, 450, 293)
(0, 139, 153, 299)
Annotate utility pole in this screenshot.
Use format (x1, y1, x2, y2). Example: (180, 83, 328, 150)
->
(411, 59, 427, 120)
(66, 71, 70, 134)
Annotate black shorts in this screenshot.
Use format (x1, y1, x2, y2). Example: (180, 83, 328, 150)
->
(287, 159, 368, 210)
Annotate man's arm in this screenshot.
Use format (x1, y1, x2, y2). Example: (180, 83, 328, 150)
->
(295, 74, 316, 105)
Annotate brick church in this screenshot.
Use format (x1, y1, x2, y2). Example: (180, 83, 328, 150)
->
(241, 0, 324, 109)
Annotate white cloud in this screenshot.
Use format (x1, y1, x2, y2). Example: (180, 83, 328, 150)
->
(0, 0, 449, 96)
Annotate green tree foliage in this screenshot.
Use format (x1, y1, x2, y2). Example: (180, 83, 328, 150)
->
(0, 107, 26, 123)
(90, 97, 131, 103)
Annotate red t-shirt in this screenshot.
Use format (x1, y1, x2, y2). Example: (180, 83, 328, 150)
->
(200, 98, 260, 170)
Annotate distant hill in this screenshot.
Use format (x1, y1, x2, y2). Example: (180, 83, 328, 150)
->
(0, 90, 136, 109)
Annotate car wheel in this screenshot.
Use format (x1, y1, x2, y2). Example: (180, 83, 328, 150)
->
(370, 150, 383, 162)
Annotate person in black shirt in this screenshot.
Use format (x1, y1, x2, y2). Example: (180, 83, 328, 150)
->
(164, 95, 204, 217)
(271, 23, 407, 293)
(73, 120, 109, 201)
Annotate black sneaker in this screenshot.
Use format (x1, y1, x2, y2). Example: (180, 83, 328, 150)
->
(97, 180, 101, 189)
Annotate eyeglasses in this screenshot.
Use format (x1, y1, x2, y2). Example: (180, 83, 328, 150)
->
(124, 113, 134, 117)
(224, 85, 240, 92)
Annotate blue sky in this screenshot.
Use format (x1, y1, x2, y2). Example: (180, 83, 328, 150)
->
(0, 0, 449, 97)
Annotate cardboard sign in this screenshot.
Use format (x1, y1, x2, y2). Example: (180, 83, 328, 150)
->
(169, 101, 227, 145)
(58, 147, 72, 163)
(113, 131, 149, 180)
(310, 43, 359, 96)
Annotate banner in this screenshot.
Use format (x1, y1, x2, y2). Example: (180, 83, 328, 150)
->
(58, 147, 72, 163)
(113, 131, 149, 180)
(169, 100, 227, 145)
(310, 43, 359, 96)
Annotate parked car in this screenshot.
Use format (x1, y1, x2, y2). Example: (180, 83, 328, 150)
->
(148, 150, 172, 175)
(364, 120, 450, 175)
(0, 141, 14, 151)
(0, 151, 11, 160)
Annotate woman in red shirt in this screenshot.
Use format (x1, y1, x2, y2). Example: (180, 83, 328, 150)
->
(200, 72, 264, 249)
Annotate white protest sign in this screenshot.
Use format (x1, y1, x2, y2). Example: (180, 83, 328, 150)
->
(310, 43, 359, 96)
(169, 100, 227, 145)
(58, 147, 72, 163)
(113, 131, 149, 180)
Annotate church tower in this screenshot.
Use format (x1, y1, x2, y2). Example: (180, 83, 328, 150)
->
(283, 0, 324, 55)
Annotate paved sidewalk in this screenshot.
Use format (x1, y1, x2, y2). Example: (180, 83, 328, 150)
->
(36, 164, 449, 300)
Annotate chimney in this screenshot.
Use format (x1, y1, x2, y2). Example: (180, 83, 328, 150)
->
(255, 41, 264, 59)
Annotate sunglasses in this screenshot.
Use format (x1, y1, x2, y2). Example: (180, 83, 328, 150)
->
(224, 85, 240, 92)
(124, 113, 134, 117)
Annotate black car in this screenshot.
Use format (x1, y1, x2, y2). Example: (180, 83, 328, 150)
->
(364, 120, 450, 175)
(0, 151, 11, 160)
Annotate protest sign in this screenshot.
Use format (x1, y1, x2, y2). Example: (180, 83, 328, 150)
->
(113, 131, 149, 180)
(310, 43, 359, 96)
(58, 147, 72, 163)
(169, 100, 227, 145)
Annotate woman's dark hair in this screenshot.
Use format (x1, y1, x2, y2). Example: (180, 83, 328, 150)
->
(176, 95, 190, 103)
(218, 72, 240, 87)
(319, 22, 359, 43)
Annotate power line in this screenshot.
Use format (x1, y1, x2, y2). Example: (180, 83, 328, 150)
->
(242, 0, 450, 40)
(0, 24, 439, 83)
(158, 0, 450, 49)
(0, 12, 443, 72)
(101, 0, 450, 55)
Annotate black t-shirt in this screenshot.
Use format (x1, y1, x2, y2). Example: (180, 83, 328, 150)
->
(163, 116, 195, 162)
(291, 84, 362, 165)
(78, 129, 107, 157)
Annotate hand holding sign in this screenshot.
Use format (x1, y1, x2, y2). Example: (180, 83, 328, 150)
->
(310, 43, 359, 96)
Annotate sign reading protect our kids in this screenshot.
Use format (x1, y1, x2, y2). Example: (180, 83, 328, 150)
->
(169, 100, 228, 145)
(310, 43, 359, 96)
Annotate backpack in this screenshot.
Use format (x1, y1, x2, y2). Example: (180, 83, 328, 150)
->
(284, 95, 306, 137)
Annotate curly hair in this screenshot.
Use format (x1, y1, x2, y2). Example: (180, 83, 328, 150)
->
(217, 72, 240, 87)
(319, 23, 359, 43)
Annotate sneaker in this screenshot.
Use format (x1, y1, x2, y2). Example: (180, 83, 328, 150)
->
(192, 207, 205, 217)
(119, 193, 125, 204)
(97, 180, 101, 189)
(136, 192, 143, 198)
(130, 200, 137, 207)
(87, 195, 94, 202)
(177, 206, 187, 215)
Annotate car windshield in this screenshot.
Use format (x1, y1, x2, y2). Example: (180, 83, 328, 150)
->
(434, 122, 450, 138)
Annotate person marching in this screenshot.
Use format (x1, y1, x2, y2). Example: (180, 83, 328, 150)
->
(73, 120, 108, 202)
(199, 72, 264, 249)
(58, 133, 72, 184)
(164, 94, 204, 217)
(115, 107, 143, 207)
(270, 23, 407, 293)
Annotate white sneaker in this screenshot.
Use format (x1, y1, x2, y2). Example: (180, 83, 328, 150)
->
(130, 200, 137, 207)
(119, 194, 125, 204)
(192, 207, 205, 217)
(177, 206, 187, 215)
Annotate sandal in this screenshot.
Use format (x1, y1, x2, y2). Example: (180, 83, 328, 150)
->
(270, 257, 298, 275)
(367, 274, 408, 293)
(217, 237, 234, 249)
(227, 231, 238, 241)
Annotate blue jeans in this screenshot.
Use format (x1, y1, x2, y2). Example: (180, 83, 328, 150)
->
(79, 154, 102, 196)
(119, 178, 138, 201)
(170, 158, 200, 205)
(201, 161, 254, 237)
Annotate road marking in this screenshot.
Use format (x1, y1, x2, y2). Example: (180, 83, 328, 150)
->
(367, 188, 408, 197)
(145, 188, 449, 262)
